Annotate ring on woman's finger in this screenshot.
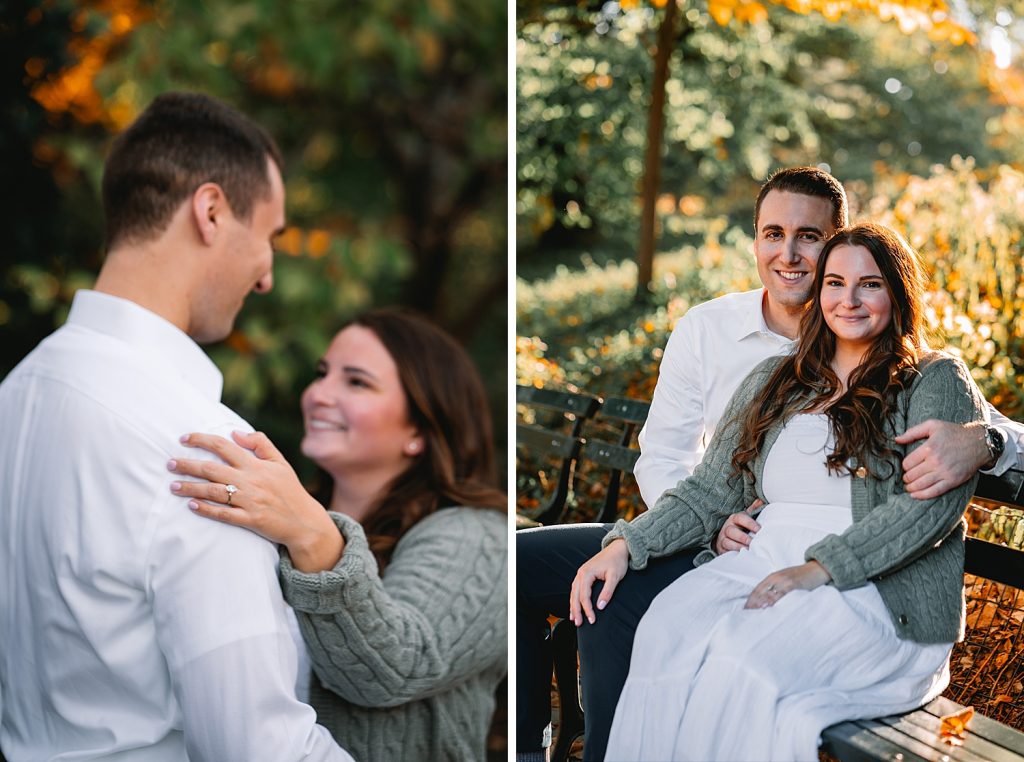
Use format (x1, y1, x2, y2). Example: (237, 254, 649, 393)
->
(766, 584, 777, 593)
(225, 484, 239, 505)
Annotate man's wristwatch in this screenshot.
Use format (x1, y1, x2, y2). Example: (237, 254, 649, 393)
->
(984, 425, 1006, 469)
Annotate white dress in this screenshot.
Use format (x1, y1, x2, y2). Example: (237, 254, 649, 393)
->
(604, 414, 953, 762)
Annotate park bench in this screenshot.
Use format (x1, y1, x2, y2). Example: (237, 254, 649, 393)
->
(515, 385, 1024, 762)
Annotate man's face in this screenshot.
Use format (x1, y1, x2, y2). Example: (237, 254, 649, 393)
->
(194, 158, 285, 343)
(753, 190, 836, 310)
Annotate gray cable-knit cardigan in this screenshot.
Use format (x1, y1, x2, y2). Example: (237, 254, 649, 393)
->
(279, 506, 507, 761)
(604, 351, 987, 644)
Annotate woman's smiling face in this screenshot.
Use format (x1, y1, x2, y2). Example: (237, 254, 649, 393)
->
(819, 243, 893, 351)
(299, 325, 422, 477)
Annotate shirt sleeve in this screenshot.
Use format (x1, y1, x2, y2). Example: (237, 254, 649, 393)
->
(634, 312, 707, 509)
(805, 357, 988, 589)
(984, 402, 1023, 475)
(605, 360, 775, 569)
(147, 453, 352, 762)
(279, 508, 507, 708)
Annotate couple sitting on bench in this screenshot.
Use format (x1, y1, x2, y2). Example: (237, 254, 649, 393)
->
(517, 168, 1024, 761)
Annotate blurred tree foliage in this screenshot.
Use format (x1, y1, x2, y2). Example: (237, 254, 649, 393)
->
(520, 0, 976, 295)
(2, 0, 507, 487)
(517, 0, 1024, 275)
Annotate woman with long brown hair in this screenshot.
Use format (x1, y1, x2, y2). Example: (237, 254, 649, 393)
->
(572, 223, 986, 760)
(168, 309, 507, 761)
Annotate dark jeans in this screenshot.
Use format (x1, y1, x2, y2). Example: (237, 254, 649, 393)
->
(516, 523, 700, 761)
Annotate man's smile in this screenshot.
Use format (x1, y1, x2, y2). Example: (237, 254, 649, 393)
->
(775, 270, 808, 282)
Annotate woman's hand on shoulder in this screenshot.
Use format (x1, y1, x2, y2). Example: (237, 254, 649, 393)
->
(744, 560, 831, 609)
(569, 539, 629, 626)
(168, 431, 343, 571)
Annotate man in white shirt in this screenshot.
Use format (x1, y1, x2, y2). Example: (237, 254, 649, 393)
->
(0, 92, 353, 761)
(517, 166, 1024, 762)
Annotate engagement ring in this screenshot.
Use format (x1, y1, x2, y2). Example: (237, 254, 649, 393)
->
(225, 484, 239, 505)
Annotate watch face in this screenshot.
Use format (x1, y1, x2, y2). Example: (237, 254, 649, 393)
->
(988, 427, 1005, 458)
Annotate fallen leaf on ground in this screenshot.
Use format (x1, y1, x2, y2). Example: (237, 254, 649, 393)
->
(939, 705, 974, 745)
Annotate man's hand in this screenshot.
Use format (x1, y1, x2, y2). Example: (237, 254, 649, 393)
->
(895, 420, 988, 500)
(744, 561, 831, 609)
(569, 538, 629, 626)
(714, 499, 764, 554)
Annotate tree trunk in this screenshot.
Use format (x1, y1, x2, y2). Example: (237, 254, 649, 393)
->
(635, 0, 678, 302)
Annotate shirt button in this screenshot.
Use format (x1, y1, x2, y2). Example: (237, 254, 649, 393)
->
(898, 614, 909, 625)
(855, 466, 867, 478)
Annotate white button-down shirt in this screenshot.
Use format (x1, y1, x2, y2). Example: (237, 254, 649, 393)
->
(635, 289, 794, 509)
(0, 291, 352, 761)
(634, 288, 1022, 510)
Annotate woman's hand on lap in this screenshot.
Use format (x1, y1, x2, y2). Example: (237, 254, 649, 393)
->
(744, 560, 831, 609)
(570, 539, 629, 626)
(169, 430, 344, 572)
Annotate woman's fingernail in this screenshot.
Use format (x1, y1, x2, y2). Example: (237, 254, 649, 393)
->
(170, 482, 182, 493)
(597, 599, 607, 610)
(179, 434, 189, 444)
(166, 459, 177, 471)
(188, 500, 199, 511)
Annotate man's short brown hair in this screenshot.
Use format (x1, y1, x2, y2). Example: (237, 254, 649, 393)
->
(753, 166, 848, 233)
(101, 91, 283, 251)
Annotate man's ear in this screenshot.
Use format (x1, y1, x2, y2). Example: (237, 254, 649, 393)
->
(191, 182, 228, 246)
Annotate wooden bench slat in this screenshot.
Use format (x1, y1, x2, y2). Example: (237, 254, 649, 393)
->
(822, 720, 933, 762)
(963, 537, 1024, 588)
(922, 697, 1024, 751)
(855, 718, 979, 762)
(516, 386, 601, 418)
(580, 440, 641, 473)
(885, 707, 1023, 762)
(976, 471, 1024, 506)
(516, 424, 582, 460)
(595, 395, 650, 424)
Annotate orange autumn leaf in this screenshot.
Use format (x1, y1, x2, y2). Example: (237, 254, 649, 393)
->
(939, 705, 974, 745)
(735, 1, 769, 23)
(707, 0, 736, 25)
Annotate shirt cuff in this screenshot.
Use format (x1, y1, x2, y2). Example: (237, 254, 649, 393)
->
(279, 512, 373, 614)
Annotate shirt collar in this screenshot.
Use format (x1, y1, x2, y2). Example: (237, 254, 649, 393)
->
(66, 290, 224, 401)
(733, 288, 795, 345)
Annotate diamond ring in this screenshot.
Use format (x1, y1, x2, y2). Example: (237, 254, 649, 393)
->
(225, 484, 239, 505)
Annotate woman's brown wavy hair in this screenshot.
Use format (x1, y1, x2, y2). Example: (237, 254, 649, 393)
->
(340, 309, 506, 570)
(731, 223, 926, 482)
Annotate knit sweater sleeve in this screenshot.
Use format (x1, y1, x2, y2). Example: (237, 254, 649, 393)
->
(278, 507, 507, 708)
(805, 355, 987, 589)
(602, 357, 779, 569)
